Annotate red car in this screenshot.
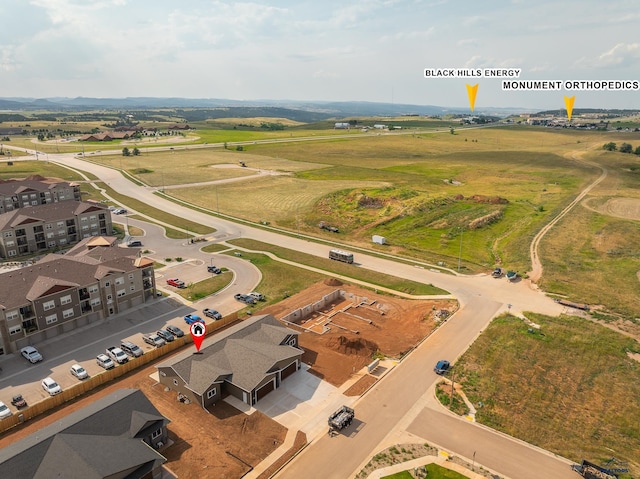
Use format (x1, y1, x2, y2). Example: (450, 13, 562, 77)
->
(166, 278, 185, 288)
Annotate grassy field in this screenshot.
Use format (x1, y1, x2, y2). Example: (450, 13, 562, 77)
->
(455, 314, 640, 476)
(173, 271, 233, 301)
(0, 160, 86, 182)
(382, 464, 469, 479)
(227, 238, 449, 295)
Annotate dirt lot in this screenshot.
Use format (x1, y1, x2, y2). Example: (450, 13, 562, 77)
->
(260, 280, 457, 386)
(0, 280, 454, 477)
(0, 354, 286, 479)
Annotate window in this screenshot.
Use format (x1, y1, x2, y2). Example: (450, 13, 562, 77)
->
(81, 225, 89, 230)
(46, 232, 54, 239)
(58, 229, 65, 236)
(207, 389, 217, 399)
(117, 289, 126, 297)
(60, 295, 72, 305)
(31, 200, 38, 206)
(5, 240, 14, 246)
(3, 231, 12, 238)
(43, 300, 55, 311)
(46, 314, 58, 325)
(46, 223, 53, 229)
(63, 308, 74, 319)
(7, 250, 16, 257)
(151, 429, 163, 439)
(88, 285, 99, 294)
(48, 241, 56, 248)
(90, 298, 101, 306)
(130, 285, 136, 292)
(173, 379, 178, 386)
(59, 238, 67, 244)
(9, 325, 21, 335)
(89, 215, 96, 220)
(6, 310, 19, 321)
(115, 277, 125, 285)
(57, 221, 64, 228)
(30, 193, 37, 199)
(90, 223, 98, 229)
(104, 281, 110, 287)
(80, 217, 88, 222)
(128, 273, 134, 280)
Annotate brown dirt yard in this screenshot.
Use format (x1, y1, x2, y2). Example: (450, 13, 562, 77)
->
(259, 280, 457, 386)
(0, 281, 454, 478)
(0, 353, 286, 479)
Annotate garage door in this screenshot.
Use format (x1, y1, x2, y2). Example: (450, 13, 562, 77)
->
(255, 379, 275, 403)
(281, 361, 297, 381)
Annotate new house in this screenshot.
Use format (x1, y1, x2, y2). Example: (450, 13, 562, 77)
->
(157, 314, 303, 409)
(0, 388, 169, 479)
(0, 200, 112, 258)
(0, 236, 156, 355)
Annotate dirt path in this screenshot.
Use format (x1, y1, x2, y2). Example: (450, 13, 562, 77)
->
(528, 149, 607, 283)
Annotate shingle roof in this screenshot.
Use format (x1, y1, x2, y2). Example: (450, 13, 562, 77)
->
(0, 201, 107, 230)
(0, 389, 168, 479)
(0, 179, 77, 197)
(159, 315, 301, 394)
(0, 236, 150, 309)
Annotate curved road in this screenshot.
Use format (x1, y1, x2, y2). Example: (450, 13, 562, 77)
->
(11, 145, 576, 478)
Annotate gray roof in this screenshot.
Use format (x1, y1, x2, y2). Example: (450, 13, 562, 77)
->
(0, 389, 168, 479)
(0, 179, 77, 197)
(159, 314, 301, 394)
(0, 236, 146, 309)
(0, 201, 106, 231)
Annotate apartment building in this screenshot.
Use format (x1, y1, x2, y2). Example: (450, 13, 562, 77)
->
(0, 178, 81, 213)
(0, 236, 156, 355)
(0, 201, 112, 259)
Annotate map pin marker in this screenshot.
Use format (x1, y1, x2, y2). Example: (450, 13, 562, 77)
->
(190, 321, 206, 353)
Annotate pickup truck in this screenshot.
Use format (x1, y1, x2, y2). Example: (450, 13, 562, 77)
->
(106, 346, 128, 364)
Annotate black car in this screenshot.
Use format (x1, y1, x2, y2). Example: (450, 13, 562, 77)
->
(234, 293, 256, 305)
(156, 329, 175, 342)
(434, 360, 450, 375)
(11, 394, 27, 409)
(207, 265, 222, 274)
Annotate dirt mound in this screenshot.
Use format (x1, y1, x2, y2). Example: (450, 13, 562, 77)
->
(26, 174, 47, 181)
(325, 335, 378, 356)
(468, 195, 509, 204)
(324, 278, 343, 286)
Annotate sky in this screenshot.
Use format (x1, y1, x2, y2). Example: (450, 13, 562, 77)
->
(0, 0, 639, 110)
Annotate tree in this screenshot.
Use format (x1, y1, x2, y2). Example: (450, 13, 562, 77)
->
(122, 147, 130, 156)
(619, 143, 633, 153)
(602, 142, 617, 151)
(635, 146, 640, 156)
(132, 147, 140, 156)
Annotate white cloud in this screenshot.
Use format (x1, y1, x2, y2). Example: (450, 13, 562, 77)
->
(574, 42, 640, 69)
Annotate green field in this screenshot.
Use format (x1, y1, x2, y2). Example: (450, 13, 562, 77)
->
(455, 314, 640, 476)
(226, 238, 448, 295)
(383, 464, 469, 479)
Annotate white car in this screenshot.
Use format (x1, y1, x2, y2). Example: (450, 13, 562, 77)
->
(70, 364, 89, 380)
(20, 346, 43, 363)
(96, 354, 115, 370)
(41, 377, 62, 396)
(0, 401, 12, 419)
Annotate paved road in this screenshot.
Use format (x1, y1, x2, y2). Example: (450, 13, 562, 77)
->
(17, 150, 574, 478)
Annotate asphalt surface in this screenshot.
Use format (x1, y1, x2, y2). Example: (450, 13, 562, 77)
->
(2, 147, 578, 479)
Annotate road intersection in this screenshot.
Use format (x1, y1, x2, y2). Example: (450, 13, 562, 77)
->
(5, 147, 577, 478)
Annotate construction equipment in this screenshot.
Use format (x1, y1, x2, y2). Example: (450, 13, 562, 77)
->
(328, 405, 354, 435)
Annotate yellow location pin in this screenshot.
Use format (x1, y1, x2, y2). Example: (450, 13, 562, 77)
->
(466, 84, 479, 112)
(564, 96, 575, 121)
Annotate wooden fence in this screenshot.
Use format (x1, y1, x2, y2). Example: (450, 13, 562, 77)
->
(0, 312, 239, 435)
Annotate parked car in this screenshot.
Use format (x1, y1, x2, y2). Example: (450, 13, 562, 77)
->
(165, 325, 184, 338)
(166, 278, 186, 288)
(0, 402, 12, 419)
(113, 208, 127, 215)
(184, 314, 204, 325)
(203, 308, 222, 320)
(156, 329, 175, 343)
(41, 377, 62, 396)
(127, 240, 142, 247)
(20, 346, 43, 364)
(70, 363, 89, 380)
(249, 291, 265, 301)
(143, 334, 166, 347)
(106, 346, 128, 364)
(234, 293, 256, 305)
(120, 340, 144, 357)
(11, 394, 27, 409)
(207, 265, 222, 274)
(96, 354, 115, 370)
(434, 360, 451, 375)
